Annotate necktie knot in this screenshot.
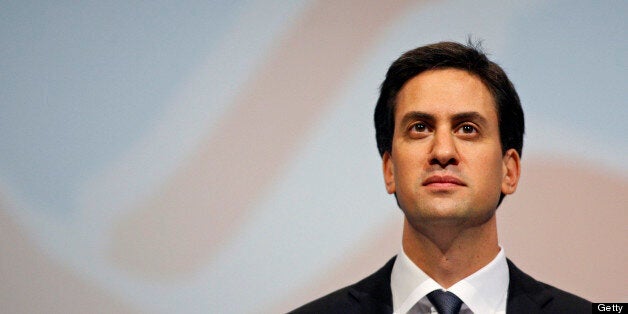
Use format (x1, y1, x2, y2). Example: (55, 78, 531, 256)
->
(427, 290, 463, 314)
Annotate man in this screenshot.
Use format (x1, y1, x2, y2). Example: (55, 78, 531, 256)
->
(290, 41, 591, 313)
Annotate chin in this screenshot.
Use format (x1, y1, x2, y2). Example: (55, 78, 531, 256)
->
(406, 200, 496, 226)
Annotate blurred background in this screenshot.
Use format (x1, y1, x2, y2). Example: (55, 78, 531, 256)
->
(1, 1, 626, 313)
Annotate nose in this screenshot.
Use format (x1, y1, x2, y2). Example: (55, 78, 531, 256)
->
(429, 129, 459, 168)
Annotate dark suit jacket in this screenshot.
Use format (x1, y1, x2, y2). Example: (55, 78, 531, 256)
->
(289, 257, 591, 313)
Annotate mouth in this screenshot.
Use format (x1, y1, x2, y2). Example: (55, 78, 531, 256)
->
(422, 175, 466, 188)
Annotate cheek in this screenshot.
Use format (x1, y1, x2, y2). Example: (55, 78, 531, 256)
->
(470, 150, 504, 183)
(392, 151, 424, 187)
(393, 144, 422, 168)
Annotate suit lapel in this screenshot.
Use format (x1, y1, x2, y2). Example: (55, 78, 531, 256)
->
(347, 257, 396, 314)
(506, 259, 554, 314)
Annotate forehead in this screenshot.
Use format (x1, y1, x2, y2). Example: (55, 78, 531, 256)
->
(395, 68, 497, 120)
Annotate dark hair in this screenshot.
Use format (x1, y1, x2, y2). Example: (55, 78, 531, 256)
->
(374, 40, 525, 158)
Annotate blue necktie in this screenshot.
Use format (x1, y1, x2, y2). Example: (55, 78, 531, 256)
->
(427, 290, 463, 314)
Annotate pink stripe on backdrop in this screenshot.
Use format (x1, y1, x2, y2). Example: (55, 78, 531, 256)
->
(109, 0, 415, 280)
(497, 158, 627, 302)
(0, 199, 139, 313)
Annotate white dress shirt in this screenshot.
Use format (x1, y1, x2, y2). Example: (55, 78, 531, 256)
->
(391, 247, 509, 314)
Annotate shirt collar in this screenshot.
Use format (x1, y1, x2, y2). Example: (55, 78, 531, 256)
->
(391, 247, 509, 314)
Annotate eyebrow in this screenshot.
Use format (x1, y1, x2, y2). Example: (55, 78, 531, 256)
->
(399, 111, 435, 127)
(451, 111, 488, 125)
(399, 111, 488, 127)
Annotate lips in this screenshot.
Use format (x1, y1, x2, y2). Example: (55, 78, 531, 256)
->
(422, 175, 466, 186)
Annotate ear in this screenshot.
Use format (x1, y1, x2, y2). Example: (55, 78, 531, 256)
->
(501, 149, 521, 195)
(382, 151, 396, 194)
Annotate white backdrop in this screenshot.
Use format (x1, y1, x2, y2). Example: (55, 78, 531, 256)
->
(1, 1, 626, 313)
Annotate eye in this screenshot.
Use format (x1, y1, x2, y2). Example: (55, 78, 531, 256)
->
(460, 125, 476, 134)
(455, 123, 479, 137)
(411, 123, 428, 133)
(407, 122, 431, 138)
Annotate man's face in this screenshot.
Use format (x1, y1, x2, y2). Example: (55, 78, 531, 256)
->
(383, 68, 520, 230)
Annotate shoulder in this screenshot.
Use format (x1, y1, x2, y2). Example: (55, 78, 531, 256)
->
(287, 285, 360, 314)
(288, 257, 396, 314)
(538, 281, 591, 313)
(506, 259, 591, 314)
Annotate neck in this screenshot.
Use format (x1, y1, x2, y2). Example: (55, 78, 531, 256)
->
(402, 215, 499, 288)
